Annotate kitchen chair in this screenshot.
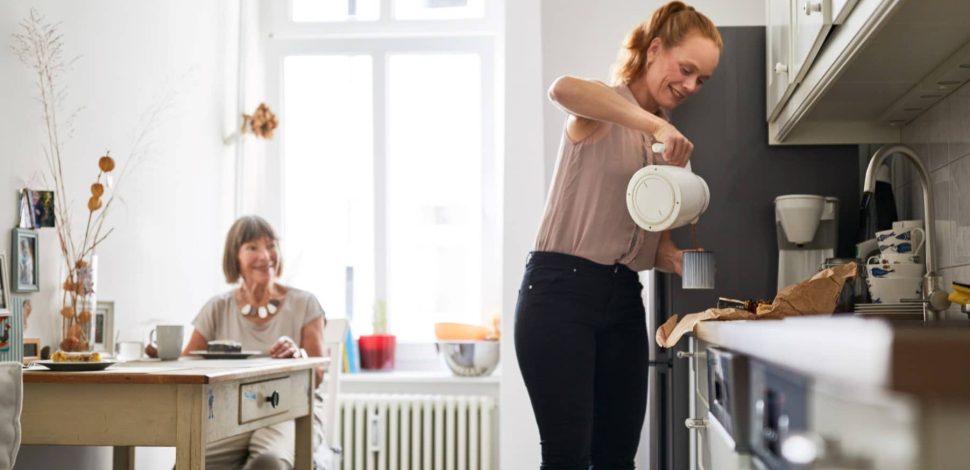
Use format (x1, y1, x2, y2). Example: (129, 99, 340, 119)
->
(0, 362, 22, 470)
(314, 318, 348, 470)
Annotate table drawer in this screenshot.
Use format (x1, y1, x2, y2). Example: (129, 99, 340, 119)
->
(239, 376, 293, 424)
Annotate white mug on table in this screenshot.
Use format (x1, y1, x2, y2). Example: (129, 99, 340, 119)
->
(150, 325, 184, 360)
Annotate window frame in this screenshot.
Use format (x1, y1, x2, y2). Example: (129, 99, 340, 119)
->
(260, 0, 502, 344)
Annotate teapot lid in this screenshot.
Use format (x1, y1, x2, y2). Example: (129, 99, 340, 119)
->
(626, 166, 680, 231)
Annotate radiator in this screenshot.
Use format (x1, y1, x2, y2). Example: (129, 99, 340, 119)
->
(337, 394, 496, 470)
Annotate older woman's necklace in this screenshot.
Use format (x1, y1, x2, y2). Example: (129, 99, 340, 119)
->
(239, 289, 282, 319)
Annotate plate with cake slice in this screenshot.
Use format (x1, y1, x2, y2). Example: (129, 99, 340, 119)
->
(36, 351, 116, 371)
(190, 340, 262, 359)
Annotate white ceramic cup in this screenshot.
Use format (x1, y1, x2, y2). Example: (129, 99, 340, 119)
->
(866, 262, 925, 279)
(682, 251, 715, 290)
(114, 340, 145, 361)
(892, 219, 923, 231)
(150, 325, 184, 360)
(876, 227, 925, 256)
(867, 276, 923, 304)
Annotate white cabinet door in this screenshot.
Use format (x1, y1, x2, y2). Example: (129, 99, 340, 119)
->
(831, 0, 859, 24)
(766, 0, 793, 121)
(790, 0, 834, 85)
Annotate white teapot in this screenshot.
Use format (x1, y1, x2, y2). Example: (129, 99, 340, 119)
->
(625, 143, 710, 232)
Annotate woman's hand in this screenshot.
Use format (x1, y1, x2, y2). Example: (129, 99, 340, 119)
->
(653, 123, 693, 167)
(654, 231, 693, 276)
(269, 336, 302, 359)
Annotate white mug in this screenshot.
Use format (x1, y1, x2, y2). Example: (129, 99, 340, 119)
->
(682, 251, 716, 290)
(114, 340, 145, 361)
(892, 219, 923, 231)
(876, 227, 925, 256)
(150, 325, 184, 360)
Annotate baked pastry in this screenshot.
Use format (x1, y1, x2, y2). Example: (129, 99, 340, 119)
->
(51, 350, 102, 362)
(207, 340, 242, 353)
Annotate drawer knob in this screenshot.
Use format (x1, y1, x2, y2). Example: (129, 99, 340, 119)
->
(266, 391, 280, 408)
(803, 0, 822, 15)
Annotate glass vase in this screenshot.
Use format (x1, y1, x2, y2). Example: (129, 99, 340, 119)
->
(58, 255, 97, 352)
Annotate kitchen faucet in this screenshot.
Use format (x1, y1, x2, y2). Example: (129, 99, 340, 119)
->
(862, 144, 951, 321)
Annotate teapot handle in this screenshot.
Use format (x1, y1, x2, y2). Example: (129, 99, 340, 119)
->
(651, 142, 666, 154)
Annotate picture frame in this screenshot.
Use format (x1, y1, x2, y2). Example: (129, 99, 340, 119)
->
(12, 228, 39, 293)
(0, 252, 9, 313)
(94, 301, 115, 354)
(23, 337, 40, 365)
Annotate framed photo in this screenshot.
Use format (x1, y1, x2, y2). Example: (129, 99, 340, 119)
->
(94, 301, 115, 353)
(0, 252, 9, 312)
(17, 189, 55, 229)
(12, 228, 39, 293)
(23, 337, 40, 365)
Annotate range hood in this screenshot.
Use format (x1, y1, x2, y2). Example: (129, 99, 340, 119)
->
(770, 0, 970, 145)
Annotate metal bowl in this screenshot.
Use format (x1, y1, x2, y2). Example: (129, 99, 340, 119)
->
(436, 341, 500, 377)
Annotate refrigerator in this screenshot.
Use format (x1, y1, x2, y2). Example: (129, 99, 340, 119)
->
(635, 26, 861, 470)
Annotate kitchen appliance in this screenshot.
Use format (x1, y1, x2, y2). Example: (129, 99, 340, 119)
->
(775, 195, 839, 291)
(749, 359, 810, 470)
(707, 347, 751, 453)
(626, 143, 711, 232)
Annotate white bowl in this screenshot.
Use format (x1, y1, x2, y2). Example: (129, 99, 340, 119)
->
(868, 253, 921, 265)
(866, 262, 924, 279)
(868, 277, 923, 304)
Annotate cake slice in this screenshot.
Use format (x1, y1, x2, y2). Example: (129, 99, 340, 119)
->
(207, 340, 242, 353)
(52, 350, 102, 362)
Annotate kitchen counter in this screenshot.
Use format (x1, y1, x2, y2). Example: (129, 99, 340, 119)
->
(694, 316, 970, 400)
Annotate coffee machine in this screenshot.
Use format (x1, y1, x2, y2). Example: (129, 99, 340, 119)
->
(775, 195, 839, 290)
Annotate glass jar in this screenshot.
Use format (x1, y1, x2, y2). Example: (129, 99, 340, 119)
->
(58, 256, 97, 352)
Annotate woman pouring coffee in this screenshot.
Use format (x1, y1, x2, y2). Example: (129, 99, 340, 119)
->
(513, 2, 721, 468)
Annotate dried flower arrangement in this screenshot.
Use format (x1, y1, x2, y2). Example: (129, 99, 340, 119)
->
(11, 10, 165, 351)
(225, 102, 279, 144)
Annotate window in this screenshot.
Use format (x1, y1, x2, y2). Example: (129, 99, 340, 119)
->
(263, 0, 501, 343)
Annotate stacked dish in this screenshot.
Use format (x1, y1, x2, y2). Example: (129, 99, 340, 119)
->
(865, 220, 925, 303)
(855, 302, 924, 321)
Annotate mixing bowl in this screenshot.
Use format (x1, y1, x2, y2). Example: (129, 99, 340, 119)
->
(436, 341, 500, 377)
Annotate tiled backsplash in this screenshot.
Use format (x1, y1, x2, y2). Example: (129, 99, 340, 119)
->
(893, 79, 970, 317)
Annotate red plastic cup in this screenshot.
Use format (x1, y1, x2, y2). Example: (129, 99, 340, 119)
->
(358, 334, 396, 371)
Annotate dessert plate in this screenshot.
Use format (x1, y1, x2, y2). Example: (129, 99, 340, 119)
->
(34, 360, 116, 371)
(189, 350, 262, 359)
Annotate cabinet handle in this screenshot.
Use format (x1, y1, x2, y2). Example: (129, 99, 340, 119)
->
(685, 418, 709, 430)
(774, 62, 789, 75)
(803, 0, 822, 15)
(265, 391, 280, 408)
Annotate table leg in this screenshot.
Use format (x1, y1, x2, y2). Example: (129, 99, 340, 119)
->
(113, 446, 135, 470)
(176, 384, 206, 470)
(295, 414, 313, 469)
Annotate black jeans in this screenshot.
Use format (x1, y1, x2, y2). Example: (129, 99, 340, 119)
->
(514, 252, 649, 470)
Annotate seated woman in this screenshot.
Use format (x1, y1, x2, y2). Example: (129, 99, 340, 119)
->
(147, 215, 326, 470)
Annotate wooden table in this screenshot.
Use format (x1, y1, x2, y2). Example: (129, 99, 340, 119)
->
(22, 357, 329, 470)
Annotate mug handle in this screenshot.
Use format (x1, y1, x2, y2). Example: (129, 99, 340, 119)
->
(910, 227, 926, 256)
(148, 328, 156, 346)
(866, 255, 881, 265)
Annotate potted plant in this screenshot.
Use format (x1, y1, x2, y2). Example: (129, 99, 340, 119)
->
(358, 300, 395, 371)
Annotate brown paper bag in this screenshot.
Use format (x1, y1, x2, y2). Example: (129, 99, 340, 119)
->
(655, 262, 858, 348)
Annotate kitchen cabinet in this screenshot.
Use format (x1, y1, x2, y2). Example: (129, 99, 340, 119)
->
(687, 318, 970, 469)
(765, 0, 970, 144)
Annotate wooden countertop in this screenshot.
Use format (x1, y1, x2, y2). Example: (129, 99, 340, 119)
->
(694, 316, 970, 400)
(24, 357, 329, 385)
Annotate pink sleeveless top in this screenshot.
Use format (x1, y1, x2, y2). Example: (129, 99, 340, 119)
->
(534, 84, 667, 272)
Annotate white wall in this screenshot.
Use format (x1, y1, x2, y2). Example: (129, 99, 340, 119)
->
(0, 1, 239, 468)
(499, 1, 764, 468)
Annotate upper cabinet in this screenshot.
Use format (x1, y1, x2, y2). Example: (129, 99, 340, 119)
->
(766, 0, 970, 145)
